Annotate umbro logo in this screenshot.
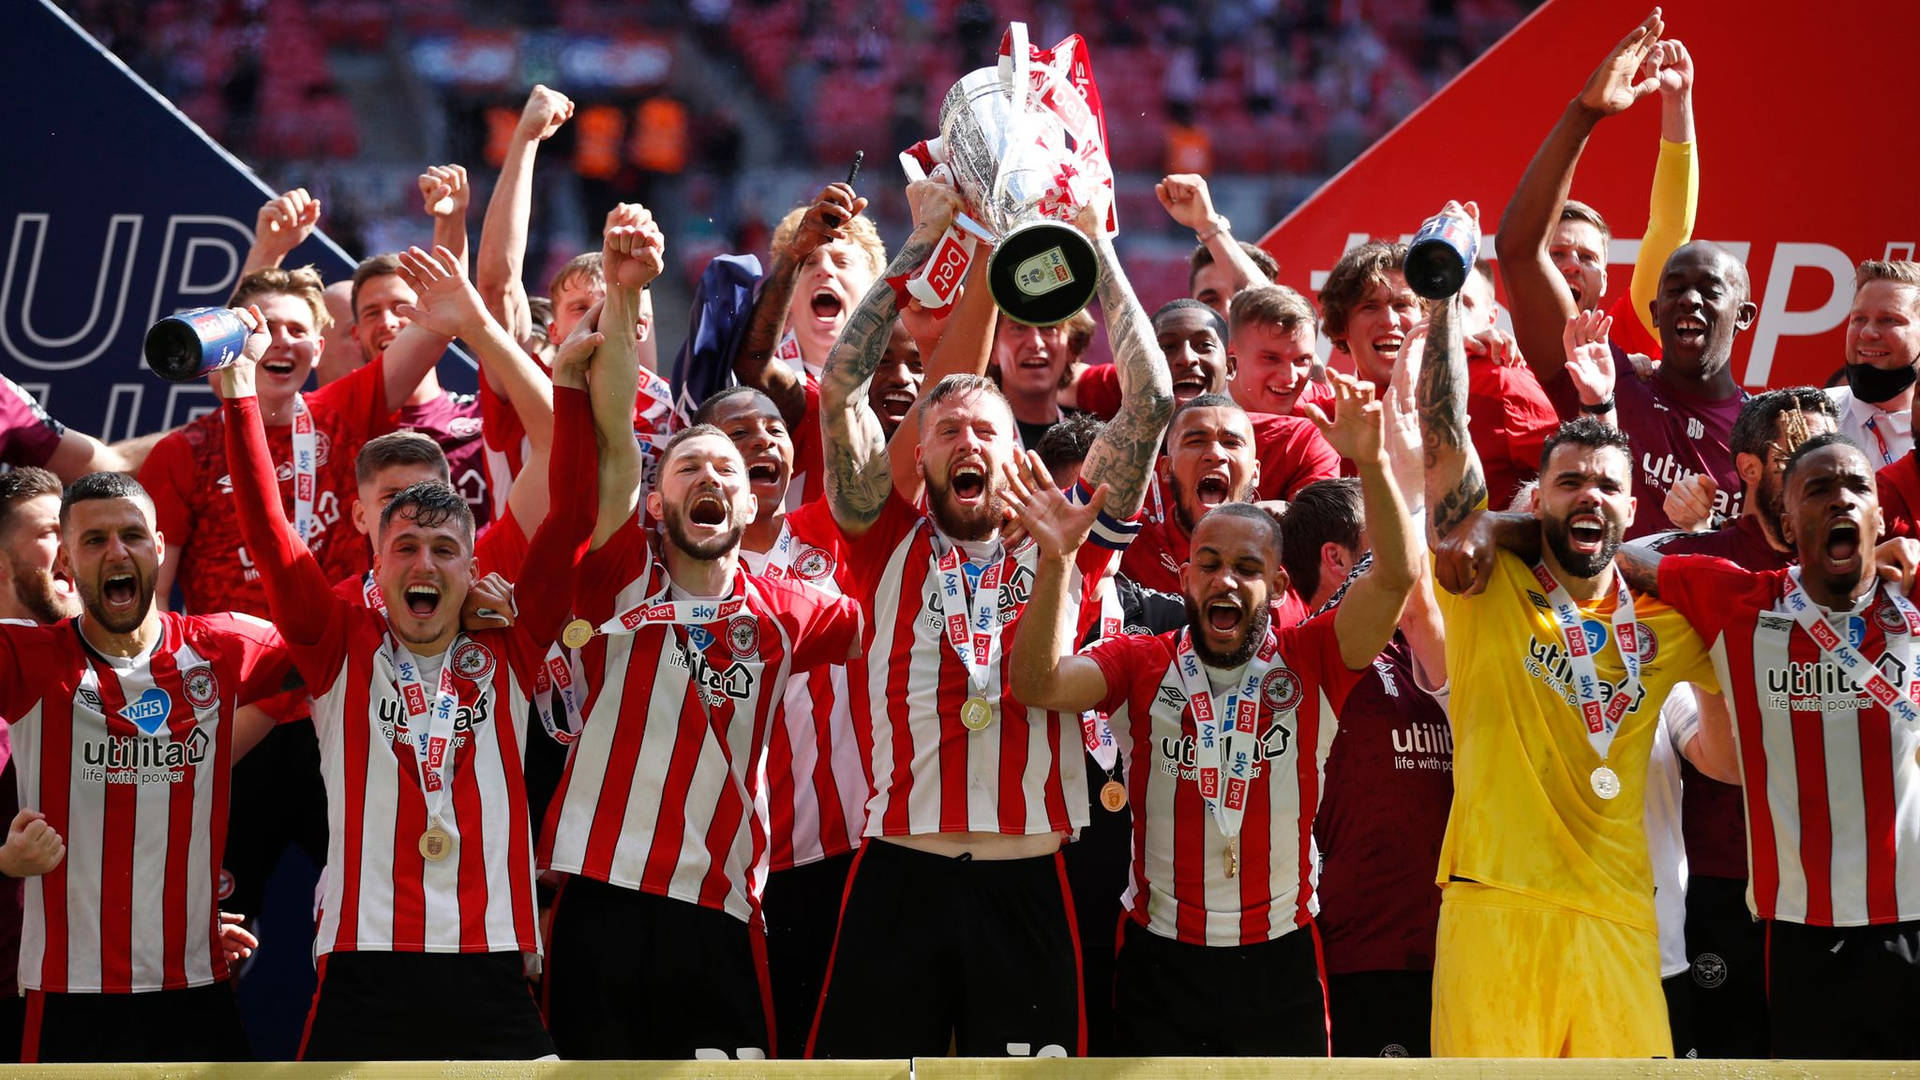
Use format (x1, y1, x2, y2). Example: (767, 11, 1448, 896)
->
(1156, 685, 1187, 710)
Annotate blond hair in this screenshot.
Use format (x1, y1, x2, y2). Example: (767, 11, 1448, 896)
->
(230, 265, 331, 331)
(1228, 283, 1317, 339)
(772, 206, 886, 281)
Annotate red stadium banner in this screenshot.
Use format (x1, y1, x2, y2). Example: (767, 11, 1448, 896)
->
(1256, 0, 1920, 391)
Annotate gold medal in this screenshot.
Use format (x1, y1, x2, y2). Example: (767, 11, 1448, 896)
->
(1099, 780, 1127, 813)
(419, 823, 455, 862)
(561, 619, 594, 650)
(960, 696, 994, 731)
(1223, 836, 1239, 879)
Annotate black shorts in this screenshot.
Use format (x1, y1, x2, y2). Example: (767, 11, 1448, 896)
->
(808, 839, 1084, 1059)
(544, 876, 769, 1060)
(1062, 754, 1132, 1056)
(1768, 917, 1920, 1059)
(25, 981, 248, 1062)
(223, 719, 329, 917)
(299, 950, 552, 1061)
(1327, 969, 1430, 1057)
(1684, 874, 1767, 1057)
(1114, 916, 1328, 1056)
(1662, 970, 1696, 1059)
(762, 849, 855, 1059)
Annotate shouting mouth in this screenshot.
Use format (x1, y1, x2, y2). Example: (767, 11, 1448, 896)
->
(1204, 595, 1244, 641)
(1824, 518, 1862, 575)
(1672, 314, 1708, 348)
(404, 583, 441, 619)
(1194, 472, 1232, 508)
(950, 461, 988, 504)
(1567, 510, 1608, 555)
(688, 492, 729, 527)
(101, 571, 138, 611)
(810, 289, 845, 323)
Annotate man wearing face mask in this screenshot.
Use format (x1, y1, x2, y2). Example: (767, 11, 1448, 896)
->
(1828, 260, 1920, 470)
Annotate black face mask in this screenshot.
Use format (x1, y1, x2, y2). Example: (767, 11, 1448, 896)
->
(1846, 360, 1917, 404)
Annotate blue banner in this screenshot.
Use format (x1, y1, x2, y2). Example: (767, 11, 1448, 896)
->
(0, 0, 468, 443)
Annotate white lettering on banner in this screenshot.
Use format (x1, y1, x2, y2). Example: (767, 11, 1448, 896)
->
(0, 213, 142, 368)
(1746, 242, 1858, 385)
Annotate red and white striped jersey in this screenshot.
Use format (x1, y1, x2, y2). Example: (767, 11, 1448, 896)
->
(297, 609, 548, 956)
(1082, 612, 1364, 947)
(748, 500, 869, 872)
(0, 613, 288, 992)
(539, 516, 862, 921)
(1660, 556, 1920, 926)
(842, 492, 1121, 838)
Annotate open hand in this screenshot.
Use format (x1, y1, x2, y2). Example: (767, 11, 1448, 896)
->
(1000, 449, 1109, 562)
(394, 245, 486, 338)
(1297, 370, 1386, 467)
(1578, 10, 1665, 116)
(1563, 309, 1616, 407)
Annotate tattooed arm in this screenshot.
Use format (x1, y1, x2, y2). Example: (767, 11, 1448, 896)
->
(1078, 197, 1174, 518)
(1614, 543, 1665, 597)
(819, 181, 959, 539)
(1416, 264, 1489, 546)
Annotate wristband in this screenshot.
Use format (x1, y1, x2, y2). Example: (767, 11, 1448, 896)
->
(1580, 398, 1616, 415)
(1197, 215, 1231, 244)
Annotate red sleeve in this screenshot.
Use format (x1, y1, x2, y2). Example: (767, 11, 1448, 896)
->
(1076, 364, 1122, 421)
(221, 396, 350, 661)
(1081, 633, 1159, 716)
(789, 375, 826, 506)
(475, 505, 529, 578)
(576, 515, 651, 620)
(0, 376, 65, 467)
(1656, 553, 1761, 636)
(1877, 455, 1920, 541)
(479, 368, 530, 453)
(139, 431, 198, 562)
(1253, 415, 1341, 501)
(199, 612, 295, 703)
(776, 581, 864, 670)
(504, 386, 598, 652)
(0, 625, 32, 719)
(1278, 608, 1366, 713)
(308, 354, 398, 439)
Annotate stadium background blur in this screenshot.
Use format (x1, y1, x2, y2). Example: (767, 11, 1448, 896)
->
(59, 0, 1535, 371)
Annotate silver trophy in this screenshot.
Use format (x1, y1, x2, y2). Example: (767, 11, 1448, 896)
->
(904, 25, 1111, 327)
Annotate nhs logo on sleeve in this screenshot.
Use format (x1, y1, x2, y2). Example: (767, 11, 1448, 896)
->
(120, 688, 173, 734)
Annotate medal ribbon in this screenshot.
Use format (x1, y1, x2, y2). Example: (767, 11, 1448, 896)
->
(1531, 561, 1645, 763)
(1172, 626, 1279, 840)
(1078, 575, 1123, 771)
(387, 634, 464, 825)
(934, 540, 1006, 698)
(290, 395, 316, 546)
(361, 571, 386, 615)
(1783, 570, 1920, 727)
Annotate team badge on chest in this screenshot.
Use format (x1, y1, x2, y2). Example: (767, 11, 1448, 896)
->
(728, 616, 760, 659)
(182, 666, 220, 710)
(793, 547, 833, 582)
(1261, 667, 1301, 712)
(452, 641, 495, 682)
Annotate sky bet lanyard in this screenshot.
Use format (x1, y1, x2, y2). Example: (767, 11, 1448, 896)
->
(934, 538, 1006, 729)
(1079, 578, 1123, 773)
(536, 581, 752, 743)
(1531, 561, 1645, 799)
(1173, 624, 1280, 876)
(290, 395, 317, 545)
(387, 636, 463, 846)
(1783, 570, 1920, 727)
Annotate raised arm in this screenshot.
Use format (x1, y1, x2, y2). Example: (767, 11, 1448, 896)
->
(418, 164, 472, 274)
(509, 345, 599, 648)
(1004, 450, 1116, 712)
(587, 204, 664, 546)
(475, 85, 573, 348)
(44, 427, 129, 480)
(240, 188, 320, 276)
(1494, 11, 1664, 393)
(1301, 373, 1420, 669)
(889, 253, 997, 502)
(1415, 232, 1488, 545)
(1079, 194, 1175, 518)
(819, 181, 957, 538)
(215, 306, 343, 645)
(735, 182, 868, 427)
(1629, 39, 1697, 341)
(1562, 309, 1619, 426)
(1157, 173, 1267, 295)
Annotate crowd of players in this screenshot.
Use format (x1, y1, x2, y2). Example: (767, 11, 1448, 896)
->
(1, 10, 1918, 1063)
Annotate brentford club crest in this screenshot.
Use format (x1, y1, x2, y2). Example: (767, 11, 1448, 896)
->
(1636, 623, 1660, 663)
(452, 641, 495, 682)
(1876, 600, 1908, 635)
(728, 616, 760, 659)
(793, 547, 833, 581)
(182, 666, 220, 710)
(1261, 667, 1302, 713)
